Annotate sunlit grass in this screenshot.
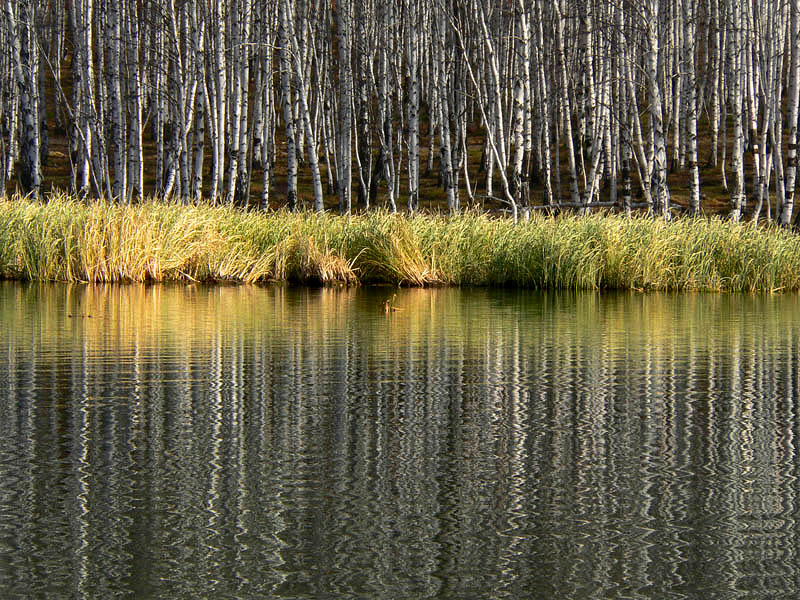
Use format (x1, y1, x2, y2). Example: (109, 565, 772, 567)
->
(2, 192, 800, 291)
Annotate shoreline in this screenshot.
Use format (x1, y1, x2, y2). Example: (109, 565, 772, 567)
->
(1, 194, 799, 292)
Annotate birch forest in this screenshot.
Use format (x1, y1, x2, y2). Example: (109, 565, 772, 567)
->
(3, 0, 800, 222)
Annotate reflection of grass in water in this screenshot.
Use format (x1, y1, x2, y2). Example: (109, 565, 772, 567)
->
(2, 193, 800, 291)
(4, 283, 800, 362)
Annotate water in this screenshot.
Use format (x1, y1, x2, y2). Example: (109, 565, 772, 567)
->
(1, 281, 799, 599)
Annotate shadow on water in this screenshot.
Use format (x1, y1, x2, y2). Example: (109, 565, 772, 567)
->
(1, 281, 800, 598)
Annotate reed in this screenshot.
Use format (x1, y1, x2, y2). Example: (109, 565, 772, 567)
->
(2, 193, 800, 292)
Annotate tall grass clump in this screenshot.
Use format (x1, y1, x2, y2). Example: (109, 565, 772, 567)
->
(340, 212, 444, 285)
(3, 193, 800, 291)
(0, 197, 22, 276)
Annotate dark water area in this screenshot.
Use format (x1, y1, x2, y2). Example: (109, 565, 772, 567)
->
(1, 281, 800, 599)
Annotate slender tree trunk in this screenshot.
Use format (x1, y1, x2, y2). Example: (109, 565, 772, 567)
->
(784, 0, 800, 224)
(7, 0, 41, 197)
(105, 0, 123, 199)
(728, 0, 745, 222)
(126, 0, 143, 202)
(70, 0, 95, 197)
(210, 0, 227, 202)
(554, 0, 580, 206)
(436, 1, 456, 212)
(684, 0, 700, 214)
(645, 0, 670, 219)
(376, 0, 396, 212)
(509, 0, 530, 213)
(284, 0, 324, 211)
(278, 0, 297, 209)
(337, 0, 353, 213)
(405, 0, 419, 212)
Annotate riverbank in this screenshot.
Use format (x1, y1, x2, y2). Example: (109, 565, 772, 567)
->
(1, 194, 799, 291)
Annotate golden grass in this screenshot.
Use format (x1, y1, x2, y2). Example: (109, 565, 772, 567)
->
(2, 192, 800, 291)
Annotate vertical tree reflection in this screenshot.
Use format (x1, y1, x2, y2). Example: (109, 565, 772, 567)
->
(1, 283, 800, 598)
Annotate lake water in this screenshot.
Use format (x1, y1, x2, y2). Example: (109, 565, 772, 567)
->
(1, 282, 799, 598)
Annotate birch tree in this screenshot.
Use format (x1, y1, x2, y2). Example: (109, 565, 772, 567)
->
(105, 0, 124, 199)
(284, 0, 324, 210)
(6, 0, 800, 227)
(405, 0, 419, 212)
(374, 0, 397, 211)
(683, 0, 700, 214)
(435, 0, 456, 212)
(782, 0, 800, 225)
(727, 0, 745, 221)
(278, 0, 297, 209)
(553, 0, 580, 206)
(644, 0, 671, 219)
(337, 0, 353, 214)
(126, 0, 143, 202)
(6, 0, 40, 197)
(69, 0, 97, 197)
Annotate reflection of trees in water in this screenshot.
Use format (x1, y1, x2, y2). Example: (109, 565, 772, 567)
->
(0, 283, 799, 598)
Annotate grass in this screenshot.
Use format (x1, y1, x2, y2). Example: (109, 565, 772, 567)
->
(2, 192, 800, 292)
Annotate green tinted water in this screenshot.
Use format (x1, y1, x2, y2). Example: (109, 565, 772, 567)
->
(1, 282, 799, 598)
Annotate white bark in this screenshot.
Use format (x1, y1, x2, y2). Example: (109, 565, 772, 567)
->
(226, 0, 251, 205)
(125, 0, 143, 202)
(209, 0, 227, 202)
(283, 0, 324, 211)
(645, 0, 670, 219)
(278, 0, 297, 209)
(375, 0, 396, 211)
(782, 0, 800, 224)
(337, 0, 354, 213)
(509, 0, 530, 211)
(435, 2, 455, 212)
(683, 0, 700, 214)
(105, 0, 123, 199)
(69, 0, 95, 197)
(405, 0, 419, 212)
(554, 0, 579, 205)
(7, 0, 41, 197)
(728, 0, 745, 221)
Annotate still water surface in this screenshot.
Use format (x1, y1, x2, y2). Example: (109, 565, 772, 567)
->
(1, 282, 799, 598)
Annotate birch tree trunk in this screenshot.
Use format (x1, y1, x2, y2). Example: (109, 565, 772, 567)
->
(509, 0, 530, 213)
(7, 0, 40, 197)
(585, 56, 611, 210)
(278, 0, 297, 210)
(209, 0, 227, 202)
(375, 0, 396, 212)
(284, 0, 324, 211)
(709, 0, 722, 166)
(253, 0, 275, 209)
(337, 0, 353, 214)
(554, 0, 580, 206)
(782, 0, 800, 225)
(405, 0, 419, 212)
(683, 0, 700, 214)
(578, 4, 596, 205)
(69, 0, 95, 197)
(126, 0, 143, 202)
(532, 0, 553, 206)
(435, 0, 456, 212)
(226, 0, 252, 205)
(190, 4, 205, 202)
(354, 0, 372, 210)
(645, 0, 671, 219)
(105, 0, 123, 200)
(727, 0, 745, 222)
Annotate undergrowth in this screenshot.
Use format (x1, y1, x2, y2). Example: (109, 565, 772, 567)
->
(1, 192, 799, 292)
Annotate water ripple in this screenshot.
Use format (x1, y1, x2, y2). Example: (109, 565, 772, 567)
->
(1, 285, 800, 598)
